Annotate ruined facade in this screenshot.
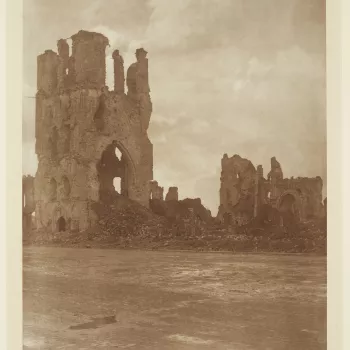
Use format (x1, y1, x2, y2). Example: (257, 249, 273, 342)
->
(217, 154, 324, 227)
(34, 30, 153, 233)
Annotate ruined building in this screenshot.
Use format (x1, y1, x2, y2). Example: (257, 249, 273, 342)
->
(34, 30, 153, 232)
(217, 154, 324, 227)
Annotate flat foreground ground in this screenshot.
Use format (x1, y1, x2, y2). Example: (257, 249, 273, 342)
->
(23, 248, 326, 350)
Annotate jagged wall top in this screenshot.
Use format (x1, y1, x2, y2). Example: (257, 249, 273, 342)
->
(36, 30, 149, 97)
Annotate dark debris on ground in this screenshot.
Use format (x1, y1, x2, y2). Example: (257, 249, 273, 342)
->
(24, 194, 326, 255)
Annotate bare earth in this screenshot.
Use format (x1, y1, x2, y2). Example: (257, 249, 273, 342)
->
(23, 247, 326, 350)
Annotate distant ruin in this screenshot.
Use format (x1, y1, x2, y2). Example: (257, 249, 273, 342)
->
(33, 30, 153, 233)
(217, 154, 324, 227)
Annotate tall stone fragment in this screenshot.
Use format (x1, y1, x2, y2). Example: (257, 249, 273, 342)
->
(57, 39, 70, 91)
(127, 48, 152, 131)
(267, 156, 284, 200)
(70, 30, 109, 89)
(165, 187, 178, 201)
(112, 50, 125, 93)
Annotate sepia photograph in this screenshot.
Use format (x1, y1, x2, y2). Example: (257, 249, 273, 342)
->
(21, 0, 328, 349)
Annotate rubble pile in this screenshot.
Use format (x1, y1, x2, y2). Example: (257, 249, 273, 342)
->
(25, 192, 326, 255)
(150, 197, 213, 223)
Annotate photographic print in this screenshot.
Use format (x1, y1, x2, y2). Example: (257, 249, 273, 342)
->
(22, 0, 327, 349)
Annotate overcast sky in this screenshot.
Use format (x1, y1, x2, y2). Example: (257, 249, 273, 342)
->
(22, 0, 326, 215)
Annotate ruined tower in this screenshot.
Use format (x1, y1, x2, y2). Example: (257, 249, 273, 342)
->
(34, 30, 153, 233)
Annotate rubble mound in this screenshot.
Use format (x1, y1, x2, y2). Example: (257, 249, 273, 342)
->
(25, 193, 326, 255)
(150, 197, 212, 223)
(88, 192, 170, 240)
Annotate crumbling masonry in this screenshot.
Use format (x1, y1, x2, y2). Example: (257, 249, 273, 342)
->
(34, 30, 153, 233)
(217, 154, 324, 227)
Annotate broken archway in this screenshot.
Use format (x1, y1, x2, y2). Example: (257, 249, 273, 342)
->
(57, 216, 66, 232)
(96, 140, 135, 204)
(277, 191, 302, 232)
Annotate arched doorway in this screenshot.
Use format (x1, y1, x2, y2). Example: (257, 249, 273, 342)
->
(57, 216, 66, 232)
(279, 193, 296, 212)
(96, 141, 134, 203)
(277, 191, 301, 232)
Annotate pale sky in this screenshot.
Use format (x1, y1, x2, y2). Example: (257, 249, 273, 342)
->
(22, 0, 326, 215)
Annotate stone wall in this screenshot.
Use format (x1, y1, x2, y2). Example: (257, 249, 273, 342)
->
(34, 30, 153, 233)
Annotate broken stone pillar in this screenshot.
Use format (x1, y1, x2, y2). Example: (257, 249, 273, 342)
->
(254, 165, 264, 218)
(57, 39, 69, 91)
(112, 50, 125, 93)
(37, 50, 59, 95)
(126, 63, 137, 96)
(268, 157, 283, 181)
(57, 39, 69, 61)
(165, 187, 178, 201)
(71, 30, 109, 89)
(135, 48, 150, 93)
(268, 156, 283, 200)
(126, 48, 152, 131)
